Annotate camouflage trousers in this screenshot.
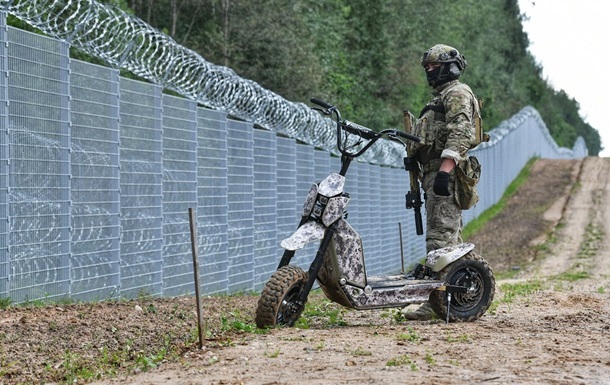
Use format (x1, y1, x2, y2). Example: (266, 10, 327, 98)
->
(422, 163, 463, 253)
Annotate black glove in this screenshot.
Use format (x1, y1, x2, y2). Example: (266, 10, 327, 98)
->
(433, 171, 451, 196)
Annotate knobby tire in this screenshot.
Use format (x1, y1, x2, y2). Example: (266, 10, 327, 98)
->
(429, 252, 495, 322)
(255, 265, 309, 328)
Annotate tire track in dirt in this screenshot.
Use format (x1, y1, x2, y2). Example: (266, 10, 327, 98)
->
(594, 157, 610, 277)
(535, 157, 610, 279)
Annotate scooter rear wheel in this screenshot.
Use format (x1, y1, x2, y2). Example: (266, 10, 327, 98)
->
(429, 252, 495, 322)
(255, 265, 309, 328)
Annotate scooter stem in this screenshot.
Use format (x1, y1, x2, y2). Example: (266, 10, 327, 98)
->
(339, 154, 353, 176)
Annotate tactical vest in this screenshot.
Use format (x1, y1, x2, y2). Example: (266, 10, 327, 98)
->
(407, 81, 487, 163)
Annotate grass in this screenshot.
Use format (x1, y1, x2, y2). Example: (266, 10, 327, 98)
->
(296, 293, 347, 328)
(424, 353, 436, 366)
(45, 341, 174, 384)
(463, 157, 537, 240)
(352, 347, 372, 356)
(0, 297, 10, 309)
(553, 271, 590, 282)
(446, 333, 471, 343)
(221, 310, 263, 334)
(1, 293, 267, 384)
(396, 327, 421, 343)
(265, 348, 281, 358)
(386, 355, 418, 370)
(488, 280, 543, 314)
(381, 308, 406, 323)
(597, 287, 606, 294)
(576, 221, 604, 259)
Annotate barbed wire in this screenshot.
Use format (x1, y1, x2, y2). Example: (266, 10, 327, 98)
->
(2, 0, 585, 166)
(2, 0, 409, 166)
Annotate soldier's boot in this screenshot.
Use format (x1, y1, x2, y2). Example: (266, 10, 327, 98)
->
(402, 302, 437, 321)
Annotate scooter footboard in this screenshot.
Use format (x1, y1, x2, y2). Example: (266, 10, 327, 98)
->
(341, 277, 444, 310)
(315, 220, 445, 310)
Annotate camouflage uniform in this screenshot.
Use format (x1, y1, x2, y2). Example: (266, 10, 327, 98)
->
(404, 44, 479, 321)
(412, 79, 478, 252)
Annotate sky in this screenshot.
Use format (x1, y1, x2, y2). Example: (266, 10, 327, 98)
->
(517, 0, 610, 157)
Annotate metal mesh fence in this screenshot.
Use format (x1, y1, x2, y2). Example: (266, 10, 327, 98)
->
(6, 26, 71, 302)
(0, 14, 9, 298)
(70, 60, 121, 301)
(0, 10, 587, 303)
(161, 95, 198, 297)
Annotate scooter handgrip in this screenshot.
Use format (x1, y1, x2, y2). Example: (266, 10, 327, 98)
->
(396, 130, 421, 143)
(310, 97, 334, 110)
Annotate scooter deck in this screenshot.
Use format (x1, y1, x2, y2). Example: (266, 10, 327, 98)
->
(330, 274, 444, 310)
(366, 274, 441, 289)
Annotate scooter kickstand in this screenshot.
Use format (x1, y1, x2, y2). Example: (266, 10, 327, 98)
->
(444, 285, 467, 324)
(446, 292, 451, 324)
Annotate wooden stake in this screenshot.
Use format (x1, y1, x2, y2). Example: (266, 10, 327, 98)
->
(189, 207, 205, 349)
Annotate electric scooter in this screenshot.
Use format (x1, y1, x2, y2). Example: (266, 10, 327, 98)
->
(255, 98, 495, 328)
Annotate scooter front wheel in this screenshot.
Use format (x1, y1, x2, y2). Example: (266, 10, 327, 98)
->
(255, 265, 309, 328)
(429, 252, 495, 322)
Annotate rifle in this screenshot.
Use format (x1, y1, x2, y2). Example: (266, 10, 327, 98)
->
(402, 110, 424, 235)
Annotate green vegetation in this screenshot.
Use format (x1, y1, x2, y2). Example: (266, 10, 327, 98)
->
(352, 346, 373, 356)
(0, 297, 10, 309)
(396, 327, 421, 343)
(296, 294, 348, 328)
(577, 221, 604, 259)
(488, 280, 543, 314)
(386, 354, 418, 370)
(221, 311, 263, 334)
(265, 348, 281, 358)
(41, 338, 179, 383)
(553, 271, 590, 282)
(500, 280, 543, 302)
(381, 307, 407, 323)
(446, 333, 471, 343)
(424, 352, 437, 366)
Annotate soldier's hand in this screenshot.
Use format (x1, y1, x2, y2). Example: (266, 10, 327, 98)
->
(433, 171, 451, 196)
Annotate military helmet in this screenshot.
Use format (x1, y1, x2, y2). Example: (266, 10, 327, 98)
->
(421, 44, 467, 87)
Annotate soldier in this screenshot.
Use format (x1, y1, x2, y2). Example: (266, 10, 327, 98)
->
(403, 44, 481, 320)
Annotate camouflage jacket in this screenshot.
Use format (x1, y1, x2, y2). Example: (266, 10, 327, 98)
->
(409, 80, 479, 165)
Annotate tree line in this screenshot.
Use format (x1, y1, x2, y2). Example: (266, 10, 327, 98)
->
(9, 0, 603, 154)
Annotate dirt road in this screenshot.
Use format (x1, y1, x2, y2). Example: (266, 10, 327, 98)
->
(2, 157, 610, 385)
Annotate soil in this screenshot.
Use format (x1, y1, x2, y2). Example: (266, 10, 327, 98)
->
(2, 157, 610, 385)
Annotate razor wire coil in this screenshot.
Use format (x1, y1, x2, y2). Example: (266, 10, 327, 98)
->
(2, 0, 585, 167)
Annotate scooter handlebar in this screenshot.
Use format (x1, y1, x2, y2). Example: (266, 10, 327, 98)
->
(310, 98, 421, 145)
(310, 97, 334, 110)
(342, 120, 378, 140)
